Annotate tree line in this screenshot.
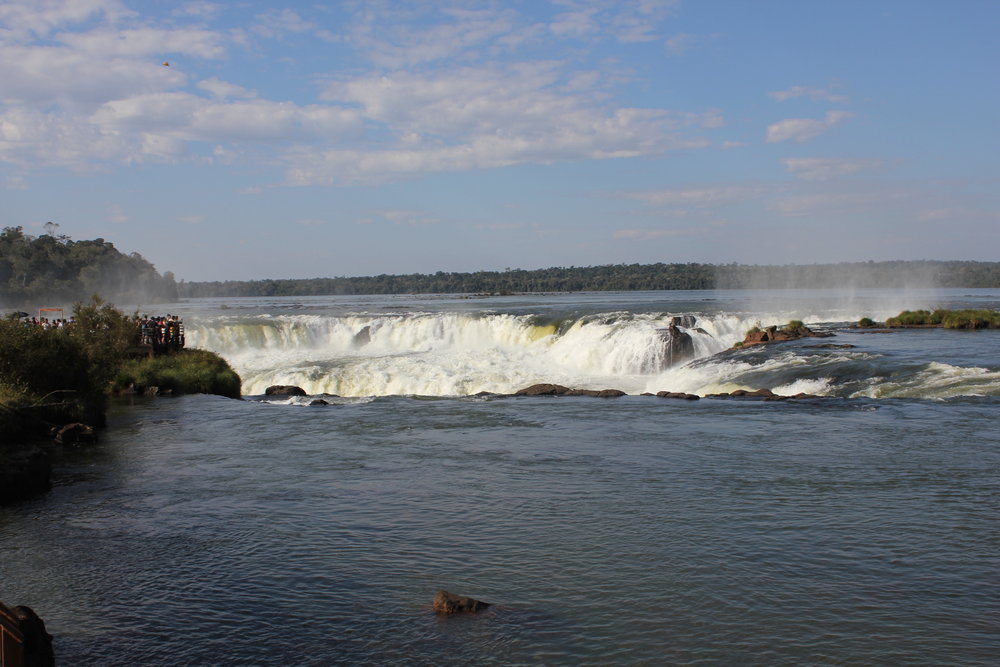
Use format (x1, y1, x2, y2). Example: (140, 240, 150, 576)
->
(0, 226, 178, 306)
(177, 260, 1000, 297)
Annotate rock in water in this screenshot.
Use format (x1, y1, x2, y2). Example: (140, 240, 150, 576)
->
(514, 384, 572, 396)
(657, 324, 695, 368)
(52, 422, 95, 445)
(433, 590, 490, 614)
(264, 385, 307, 396)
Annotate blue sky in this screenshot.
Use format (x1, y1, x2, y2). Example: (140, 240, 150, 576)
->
(2, 0, 998, 281)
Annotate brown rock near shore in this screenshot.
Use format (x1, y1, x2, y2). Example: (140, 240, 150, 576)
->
(52, 422, 96, 446)
(432, 590, 490, 614)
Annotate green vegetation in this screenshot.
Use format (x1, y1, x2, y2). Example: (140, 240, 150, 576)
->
(858, 317, 876, 327)
(886, 309, 1000, 329)
(0, 298, 129, 439)
(786, 319, 806, 333)
(0, 225, 177, 306)
(176, 260, 1000, 297)
(1, 299, 241, 445)
(113, 349, 241, 399)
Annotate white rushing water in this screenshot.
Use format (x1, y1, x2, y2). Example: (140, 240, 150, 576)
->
(186, 306, 888, 396)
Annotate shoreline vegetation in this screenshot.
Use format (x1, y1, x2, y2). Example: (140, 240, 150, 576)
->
(1, 297, 241, 504)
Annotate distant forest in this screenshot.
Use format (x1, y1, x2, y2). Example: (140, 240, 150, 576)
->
(178, 260, 1000, 297)
(0, 226, 177, 307)
(3, 226, 999, 305)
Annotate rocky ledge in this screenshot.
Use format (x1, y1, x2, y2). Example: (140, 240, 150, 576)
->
(735, 322, 833, 348)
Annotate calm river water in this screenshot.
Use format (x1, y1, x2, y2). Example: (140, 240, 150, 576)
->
(2, 289, 999, 665)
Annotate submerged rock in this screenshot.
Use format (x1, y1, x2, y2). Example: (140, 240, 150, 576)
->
(265, 385, 307, 396)
(433, 590, 490, 614)
(51, 422, 96, 446)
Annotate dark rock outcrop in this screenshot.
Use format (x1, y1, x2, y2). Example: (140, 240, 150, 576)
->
(656, 322, 695, 368)
(308, 399, 329, 406)
(736, 324, 833, 348)
(0, 447, 51, 504)
(353, 326, 372, 347)
(0, 602, 54, 667)
(655, 391, 700, 400)
(704, 388, 828, 401)
(566, 388, 626, 398)
(514, 384, 572, 396)
(433, 590, 490, 614)
(513, 384, 626, 397)
(264, 385, 307, 396)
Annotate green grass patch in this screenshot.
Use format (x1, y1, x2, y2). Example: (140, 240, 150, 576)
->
(113, 349, 242, 398)
(886, 308, 1000, 329)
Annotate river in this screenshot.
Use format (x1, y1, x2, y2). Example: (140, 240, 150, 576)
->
(2, 289, 998, 665)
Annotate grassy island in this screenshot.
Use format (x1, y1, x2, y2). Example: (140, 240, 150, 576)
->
(885, 309, 1000, 329)
(113, 348, 242, 399)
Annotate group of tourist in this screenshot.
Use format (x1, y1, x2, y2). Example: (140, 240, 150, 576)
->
(23, 316, 73, 329)
(136, 314, 185, 352)
(13, 311, 186, 353)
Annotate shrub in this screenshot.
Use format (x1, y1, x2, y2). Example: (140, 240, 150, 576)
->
(858, 317, 875, 327)
(886, 308, 1000, 328)
(786, 319, 805, 332)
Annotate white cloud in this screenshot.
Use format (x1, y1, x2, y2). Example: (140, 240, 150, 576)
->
(0, 0, 132, 40)
(0, 43, 185, 106)
(57, 27, 227, 58)
(628, 185, 770, 208)
(665, 33, 697, 55)
(550, 0, 678, 43)
(252, 8, 314, 39)
(197, 78, 256, 100)
(345, 6, 519, 68)
(768, 190, 905, 216)
(769, 85, 849, 104)
(766, 110, 854, 143)
(613, 227, 699, 239)
(781, 157, 880, 181)
(0, 0, 717, 183)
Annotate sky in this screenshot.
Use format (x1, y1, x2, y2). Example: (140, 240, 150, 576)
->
(2, 0, 998, 281)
